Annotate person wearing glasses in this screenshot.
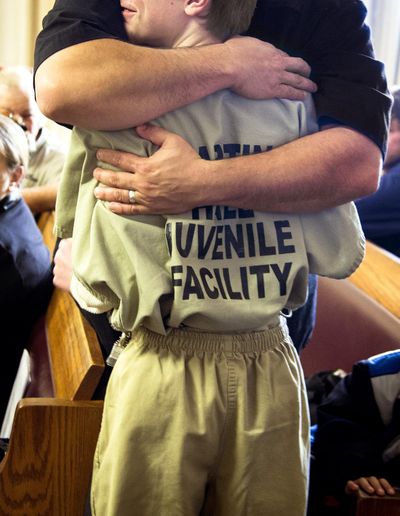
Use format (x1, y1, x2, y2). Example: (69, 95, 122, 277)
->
(0, 66, 66, 214)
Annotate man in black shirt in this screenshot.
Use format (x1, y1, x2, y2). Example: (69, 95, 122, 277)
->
(34, 0, 389, 354)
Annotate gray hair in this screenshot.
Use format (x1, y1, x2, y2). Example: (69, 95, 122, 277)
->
(0, 114, 29, 171)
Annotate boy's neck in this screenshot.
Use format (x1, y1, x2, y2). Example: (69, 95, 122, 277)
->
(172, 25, 221, 48)
(128, 22, 221, 49)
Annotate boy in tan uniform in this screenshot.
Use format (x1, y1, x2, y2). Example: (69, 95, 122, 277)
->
(57, 0, 365, 513)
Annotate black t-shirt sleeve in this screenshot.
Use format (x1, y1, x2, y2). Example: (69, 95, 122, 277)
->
(305, 1, 391, 155)
(249, 0, 392, 156)
(34, 0, 127, 76)
(35, 0, 392, 155)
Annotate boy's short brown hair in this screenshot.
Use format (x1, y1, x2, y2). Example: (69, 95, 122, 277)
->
(207, 0, 257, 40)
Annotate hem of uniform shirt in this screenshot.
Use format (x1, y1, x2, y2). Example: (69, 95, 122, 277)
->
(70, 273, 114, 314)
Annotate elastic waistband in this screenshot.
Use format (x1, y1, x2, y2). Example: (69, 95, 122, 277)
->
(134, 318, 291, 354)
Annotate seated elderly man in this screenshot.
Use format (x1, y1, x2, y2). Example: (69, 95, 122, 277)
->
(0, 66, 67, 213)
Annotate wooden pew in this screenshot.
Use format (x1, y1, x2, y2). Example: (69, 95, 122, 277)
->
(353, 488, 400, 516)
(0, 212, 105, 515)
(36, 210, 57, 256)
(301, 276, 400, 376)
(303, 239, 400, 375)
(349, 240, 400, 318)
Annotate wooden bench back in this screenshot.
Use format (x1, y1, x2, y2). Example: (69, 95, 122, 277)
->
(0, 399, 103, 515)
(36, 211, 105, 400)
(37, 210, 57, 256)
(302, 239, 400, 376)
(301, 276, 400, 376)
(349, 240, 400, 318)
(46, 287, 105, 400)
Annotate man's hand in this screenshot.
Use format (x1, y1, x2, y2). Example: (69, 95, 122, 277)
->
(225, 36, 317, 100)
(53, 238, 73, 292)
(94, 125, 209, 215)
(345, 477, 397, 497)
(93, 124, 380, 215)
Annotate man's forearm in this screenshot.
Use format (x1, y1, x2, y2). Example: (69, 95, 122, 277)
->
(22, 184, 58, 213)
(94, 126, 381, 215)
(206, 128, 381, 212)
(36, 40, 229, 129)
(35, 38, 314, 130)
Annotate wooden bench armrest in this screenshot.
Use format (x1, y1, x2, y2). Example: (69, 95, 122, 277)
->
(349, 240, 400, 318)
(0, 398, 103, 515)
(353, 488, 400, 516)
(37, 211, 56, 256)
(46, 288, 105, 400)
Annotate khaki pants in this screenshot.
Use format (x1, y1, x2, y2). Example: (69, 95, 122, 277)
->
(91, 321, 310, 516)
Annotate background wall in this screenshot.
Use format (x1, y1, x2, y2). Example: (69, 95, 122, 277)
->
(364, 0, 400, 86)
(0, 0, 70, 143)
(0, 1, 399, 84)
(0, 0, 54, 68)
(0, 1, 399, 82)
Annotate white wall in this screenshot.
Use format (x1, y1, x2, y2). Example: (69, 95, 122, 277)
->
(0, 1, 399, 86)
(0, 0, 54, 67)
(0, 0, 71, 145)
(364, 0, 400, 86)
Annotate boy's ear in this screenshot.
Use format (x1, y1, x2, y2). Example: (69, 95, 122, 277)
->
(184, 0, 211, 17)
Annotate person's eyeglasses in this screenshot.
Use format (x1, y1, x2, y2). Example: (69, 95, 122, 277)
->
(0, 110, 28, 132)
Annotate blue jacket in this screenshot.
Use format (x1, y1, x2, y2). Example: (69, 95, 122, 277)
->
(0, 195, 53, 417)
(313, 350, 400, 493)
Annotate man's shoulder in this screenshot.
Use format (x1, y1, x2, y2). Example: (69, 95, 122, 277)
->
(250, 0, 367, 51)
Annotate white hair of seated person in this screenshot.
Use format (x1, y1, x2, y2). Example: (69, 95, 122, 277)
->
(0, 114, 28, 200)
(0, 66, 44, 146)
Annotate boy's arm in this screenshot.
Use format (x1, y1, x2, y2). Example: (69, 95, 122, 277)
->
(34, 0, 315, 129)
(35, 40, 315, 130)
